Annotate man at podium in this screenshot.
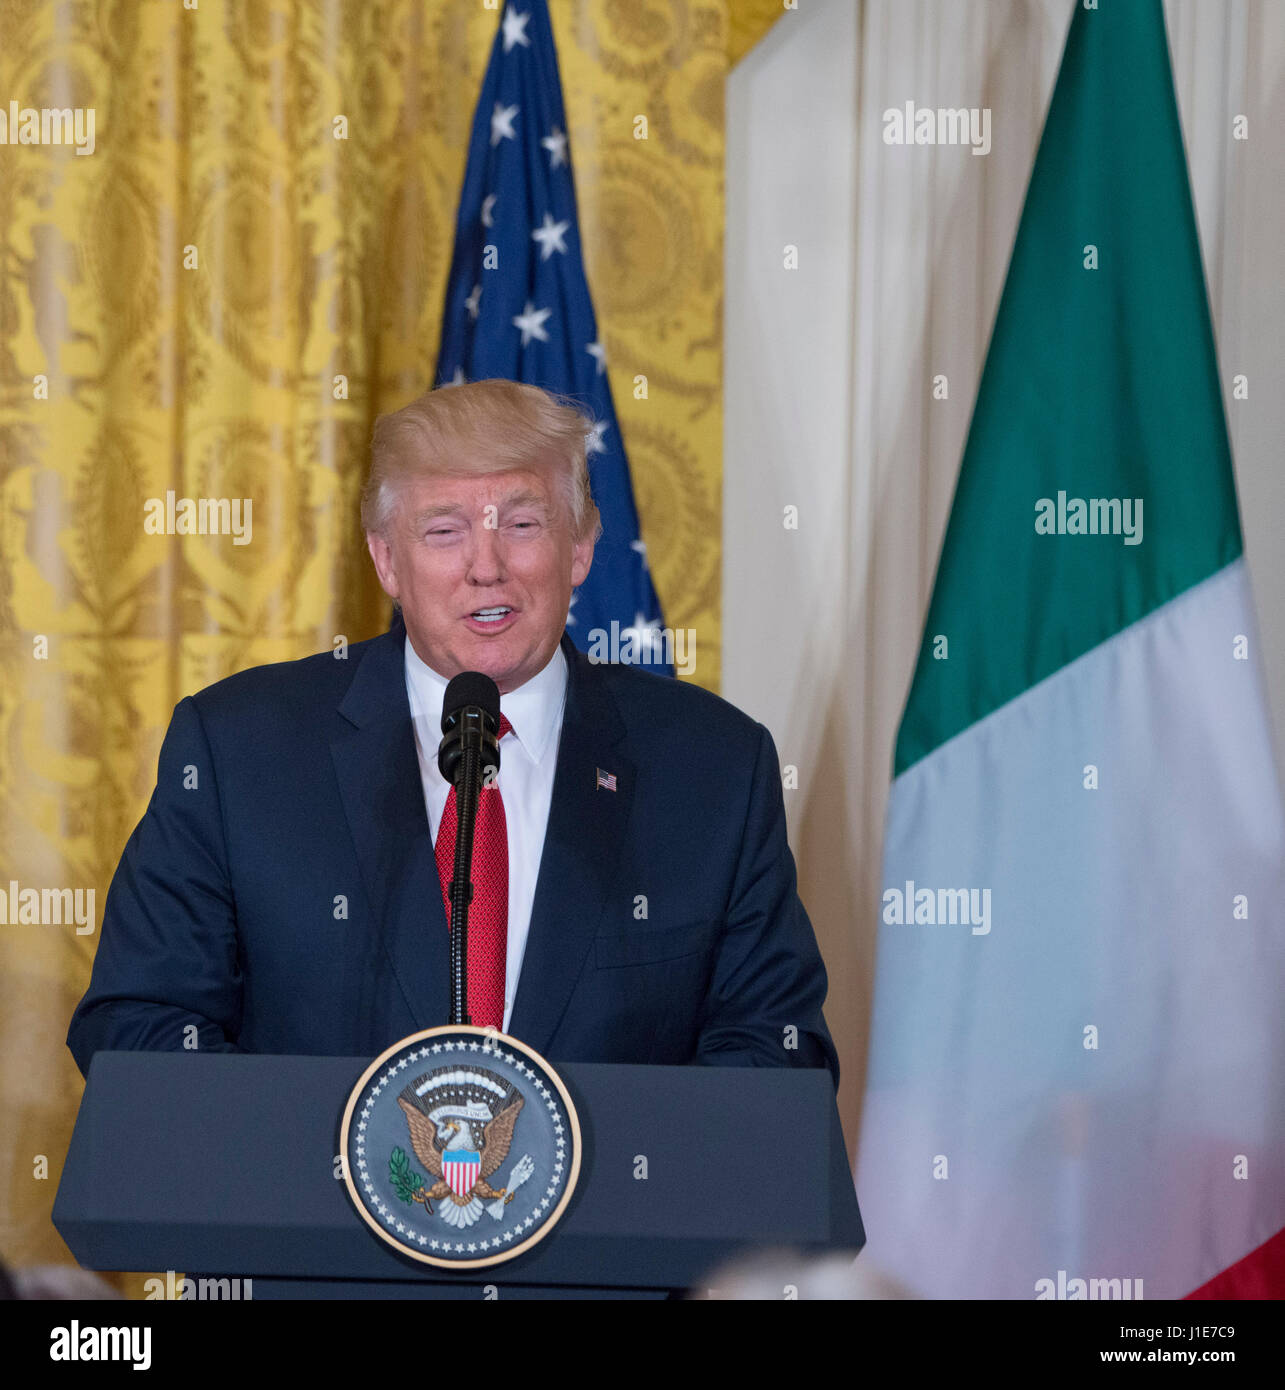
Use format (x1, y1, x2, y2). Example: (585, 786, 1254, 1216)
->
(67, 380, 839, 1086)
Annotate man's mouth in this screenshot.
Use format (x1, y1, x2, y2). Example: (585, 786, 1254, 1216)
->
(465, 606, 517, 631)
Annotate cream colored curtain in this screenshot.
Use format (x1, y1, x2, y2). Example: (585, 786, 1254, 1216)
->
(725, 0, 1285, 1157)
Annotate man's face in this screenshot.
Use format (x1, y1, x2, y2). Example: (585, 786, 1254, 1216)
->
(366, 463, 594, 694)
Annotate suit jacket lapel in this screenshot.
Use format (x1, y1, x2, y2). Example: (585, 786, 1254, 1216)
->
(331, 613, 450, 1032)
(507, 633, 633, 1055)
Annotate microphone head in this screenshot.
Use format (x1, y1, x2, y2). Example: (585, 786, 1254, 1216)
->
(440, 672, 501, 733)
(438, 672, 502, 785)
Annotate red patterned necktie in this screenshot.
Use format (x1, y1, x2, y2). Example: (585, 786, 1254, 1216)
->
(435, 714, 511, 1029)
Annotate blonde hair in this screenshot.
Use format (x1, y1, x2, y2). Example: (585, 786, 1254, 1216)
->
(362, 379, 603, 543)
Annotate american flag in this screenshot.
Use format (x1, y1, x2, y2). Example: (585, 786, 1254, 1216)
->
(434, 1, 672, 675)
(596, 767, 617, 793)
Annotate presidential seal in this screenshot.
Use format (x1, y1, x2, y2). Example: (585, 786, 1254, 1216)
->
(339, 1027, 581, 1270)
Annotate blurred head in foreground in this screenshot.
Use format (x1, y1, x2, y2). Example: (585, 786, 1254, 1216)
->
(695, 1250, 918, 1300)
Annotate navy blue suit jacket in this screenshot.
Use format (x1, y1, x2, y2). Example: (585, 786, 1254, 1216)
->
(68, 617, 839, 1084)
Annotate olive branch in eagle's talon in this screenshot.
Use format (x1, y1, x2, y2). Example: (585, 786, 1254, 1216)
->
(389, 1146, 437, 1213)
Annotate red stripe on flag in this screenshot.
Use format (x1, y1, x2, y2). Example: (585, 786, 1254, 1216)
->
(1185, 1225, 1285, 1299)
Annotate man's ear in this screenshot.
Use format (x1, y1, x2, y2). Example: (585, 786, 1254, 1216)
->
(366, 531, 400, 602)
(570, 530, 594, 588)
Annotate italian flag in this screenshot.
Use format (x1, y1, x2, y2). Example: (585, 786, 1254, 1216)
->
(855, 0, 1285, 1299)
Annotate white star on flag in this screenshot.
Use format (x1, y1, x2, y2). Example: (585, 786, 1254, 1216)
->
(490, 102, 519, 146)
(531, 212, 570, 260)
(501, 6, 531, 52)
(586, 340, 606, 374)
(585, 419, 610, 456)
(541, 127, 568, 168)
(481, 193, 497, 228)
(622, 612, 666, 663)
(513, 300, 552, 346)
(465, 283, 482, 319)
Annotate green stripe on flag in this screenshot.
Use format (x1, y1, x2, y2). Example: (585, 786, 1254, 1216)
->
(894, 0, 1241, 777)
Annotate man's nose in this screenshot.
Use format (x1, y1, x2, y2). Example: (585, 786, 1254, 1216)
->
(465, 523, 505, 583)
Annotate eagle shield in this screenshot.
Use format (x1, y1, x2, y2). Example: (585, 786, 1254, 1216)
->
(443, 1150, 482, 1199)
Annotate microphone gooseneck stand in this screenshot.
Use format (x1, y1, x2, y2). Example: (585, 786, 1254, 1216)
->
(438, 674, 502, 1028)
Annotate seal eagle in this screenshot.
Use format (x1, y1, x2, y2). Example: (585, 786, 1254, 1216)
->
(397, 1068, 525, 1229)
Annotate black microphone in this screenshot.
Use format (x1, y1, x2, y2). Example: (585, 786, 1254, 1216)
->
(437, 673, 503, 1028)
(437, 672, 502, 785)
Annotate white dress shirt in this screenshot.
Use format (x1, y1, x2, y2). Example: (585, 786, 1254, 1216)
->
(405, 635, 568, 1032)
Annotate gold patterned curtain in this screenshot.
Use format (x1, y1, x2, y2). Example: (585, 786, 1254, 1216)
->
(0, 0, 782, 1290)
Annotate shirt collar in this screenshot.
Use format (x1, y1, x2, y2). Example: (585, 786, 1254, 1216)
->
(404, 632, 568, 769)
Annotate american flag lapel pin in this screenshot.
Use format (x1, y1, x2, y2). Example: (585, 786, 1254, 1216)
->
(595, 767, 617, 792)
